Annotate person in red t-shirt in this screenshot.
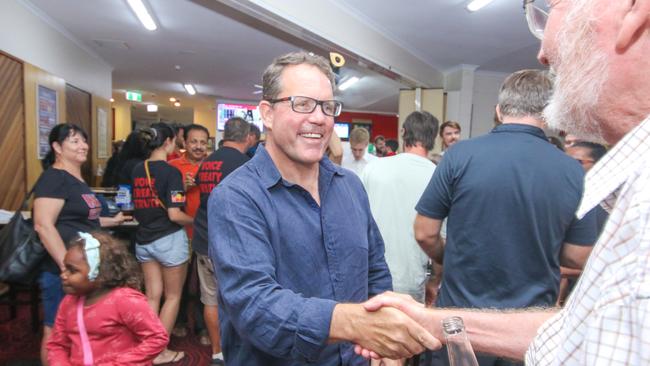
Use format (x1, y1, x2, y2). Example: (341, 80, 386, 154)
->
(169, 124, 209, 238)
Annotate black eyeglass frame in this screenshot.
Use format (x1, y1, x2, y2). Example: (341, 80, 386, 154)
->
(266, 96, 344, 117)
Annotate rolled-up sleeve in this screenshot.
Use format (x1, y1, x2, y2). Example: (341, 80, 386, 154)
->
(208, 185, 335, 362)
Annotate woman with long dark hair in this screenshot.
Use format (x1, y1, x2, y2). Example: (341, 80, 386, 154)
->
(131, 122, 193, 364)
(33, 123, 127, 365)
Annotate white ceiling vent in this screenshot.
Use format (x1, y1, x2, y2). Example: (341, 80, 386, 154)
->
(92, 39, 131, 50)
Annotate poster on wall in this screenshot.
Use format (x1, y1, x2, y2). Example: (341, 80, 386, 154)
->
(97, 107, 109, 158)
(37, 85, 58, 159)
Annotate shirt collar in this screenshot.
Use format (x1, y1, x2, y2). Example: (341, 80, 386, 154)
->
(491, 123, 547, 141)
(576, 116, 650, 218)
(251, 145, 346, 189)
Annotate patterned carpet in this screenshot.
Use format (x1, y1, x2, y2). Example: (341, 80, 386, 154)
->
(0, 290, 212, 366)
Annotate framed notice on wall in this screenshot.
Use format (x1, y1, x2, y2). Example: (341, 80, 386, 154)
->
(97, 107, 109, 158)
(37, 85, 58, 159)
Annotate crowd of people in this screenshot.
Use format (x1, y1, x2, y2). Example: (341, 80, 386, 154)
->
(26, 0, 650, 365)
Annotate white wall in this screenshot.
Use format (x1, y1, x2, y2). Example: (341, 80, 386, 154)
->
(443, 65, 477, 140)
(0, 0, 112, 99)
(247, 0, 444, 87)
(470, 71, 508, 138)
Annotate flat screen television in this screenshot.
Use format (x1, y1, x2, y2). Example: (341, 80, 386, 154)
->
(217, 103, 263, 131)
(334, 122, 350, 140)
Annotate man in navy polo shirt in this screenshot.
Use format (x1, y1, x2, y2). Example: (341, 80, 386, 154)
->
(414, 69, 598, 365)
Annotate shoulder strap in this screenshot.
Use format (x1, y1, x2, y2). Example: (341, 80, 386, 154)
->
(76, 296, 94, 366)
(21, 186, 36, 211)
(144, 160, 167, 210)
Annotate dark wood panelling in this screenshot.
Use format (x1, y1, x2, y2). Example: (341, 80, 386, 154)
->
(65, 84, 92, 184)
(0, 53, 26, 210)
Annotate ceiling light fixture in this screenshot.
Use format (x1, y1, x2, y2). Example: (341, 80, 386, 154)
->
(147, 104, 158, 112)
(127, 0, 157, 31)
(109, 98, 115, 103)
(338, 76, 360, 91)
(174, 101, 181, 107)
(169, 97, 176, 102)
(466, 0, 495, 12)
(253, 84, 263, 95)
(183, 83, 196, 95)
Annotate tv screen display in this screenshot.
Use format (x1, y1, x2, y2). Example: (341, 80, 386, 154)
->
(217, 103, 263, 131)
(334, 122, 350, 140)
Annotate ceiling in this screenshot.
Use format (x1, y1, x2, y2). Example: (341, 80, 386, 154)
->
(26, 0, 545, 114)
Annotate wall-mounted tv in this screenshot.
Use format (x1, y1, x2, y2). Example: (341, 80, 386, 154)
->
(334, 122, 350, 140)
(217, 103, 263, 131)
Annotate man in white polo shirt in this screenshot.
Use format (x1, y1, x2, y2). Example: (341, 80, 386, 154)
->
(342, 127, 377, 176)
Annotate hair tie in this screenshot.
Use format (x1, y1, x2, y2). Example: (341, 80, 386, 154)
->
(78, 232, 101, 280)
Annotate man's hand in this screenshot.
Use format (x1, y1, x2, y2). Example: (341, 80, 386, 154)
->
(425, 277, 440, 307)
(355, 292, 442, 359)
(329, 303, 440, 360)
(371, 358, 404, 366)
(184, 172, 196, 189)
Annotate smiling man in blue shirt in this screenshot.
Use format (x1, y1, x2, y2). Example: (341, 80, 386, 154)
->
(207, 51, 438, 366)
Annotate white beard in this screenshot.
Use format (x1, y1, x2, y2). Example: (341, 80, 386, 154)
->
(543, 1, 608, 144)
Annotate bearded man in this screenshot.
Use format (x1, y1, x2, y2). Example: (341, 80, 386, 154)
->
(358, 1, 650, 364)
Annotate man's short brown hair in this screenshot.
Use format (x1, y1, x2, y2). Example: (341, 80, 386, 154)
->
(350, 127, 370, 146)
(439, 121, 461, 137)
(262, 51, 335, 101)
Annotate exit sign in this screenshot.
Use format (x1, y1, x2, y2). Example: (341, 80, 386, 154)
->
(125, 91, 142, 102)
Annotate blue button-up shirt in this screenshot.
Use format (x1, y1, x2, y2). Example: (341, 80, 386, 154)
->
(208, 146, 392, 365)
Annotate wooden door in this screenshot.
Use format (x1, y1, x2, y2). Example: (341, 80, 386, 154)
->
(65, 84, 93, 184)
(0, 53, 26, 209)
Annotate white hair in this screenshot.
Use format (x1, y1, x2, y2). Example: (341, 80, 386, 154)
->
(543, 0, 608, 143)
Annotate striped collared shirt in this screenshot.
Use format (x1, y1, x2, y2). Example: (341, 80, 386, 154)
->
(526, 116, 650, 365)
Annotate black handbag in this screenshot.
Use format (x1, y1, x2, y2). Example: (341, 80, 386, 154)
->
(0, 188, 46, 283)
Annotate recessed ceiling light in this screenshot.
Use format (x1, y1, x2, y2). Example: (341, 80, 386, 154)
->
(147, 104, 158, 112)
(127, 0, 157, 31)
(174, 101, 181, 107)
(339, 76, 360, 91)
(466, 0, 494, 12)
(183, 83, 196, 95)
(109, 98, 115, 103)
(169, 97, 176, 102)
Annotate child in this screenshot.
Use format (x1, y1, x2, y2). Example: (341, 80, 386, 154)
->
(47, 232, 170, 365)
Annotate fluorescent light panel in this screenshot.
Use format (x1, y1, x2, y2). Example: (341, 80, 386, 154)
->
(339, 76, 359, 91)
(146, 104, 158, 112)
(127, 0, 157, 31)
(183, 83, 196, 95)
(466, 0, 494, 12)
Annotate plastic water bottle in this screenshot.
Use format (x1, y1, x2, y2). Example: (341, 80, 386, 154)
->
(115, 184, 132, 213)
(442, 316, 479, 366)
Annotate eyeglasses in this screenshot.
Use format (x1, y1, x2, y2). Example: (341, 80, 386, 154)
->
(266, 96, 343, 117)
(523, 0, 550, 40)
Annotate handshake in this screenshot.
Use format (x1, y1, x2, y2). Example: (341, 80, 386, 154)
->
(330, 291, 443, 361)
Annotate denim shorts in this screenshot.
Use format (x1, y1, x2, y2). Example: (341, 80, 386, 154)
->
(39, 271, 65, 327)
(135, 229, 189, 267)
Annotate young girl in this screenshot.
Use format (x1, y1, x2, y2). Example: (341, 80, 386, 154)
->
(47, 232, 169, 365)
